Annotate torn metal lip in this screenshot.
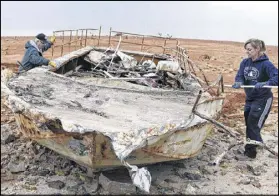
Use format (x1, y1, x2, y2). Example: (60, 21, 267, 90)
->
(10, 110, 218, 169)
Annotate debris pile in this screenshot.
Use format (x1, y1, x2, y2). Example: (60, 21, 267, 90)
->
(67, 49, 199, 90)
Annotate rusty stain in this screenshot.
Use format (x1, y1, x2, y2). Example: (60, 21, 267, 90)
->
(91, 132, 97, 166)
(14, 114, 77, 140)
(101, 141, 107, 158)
(142, 147, 201, 159)
(167, 139, 192, 146)
(143, 122, 212, 157)
(147, 128, 154, 134)
(72, 134, 84, 140)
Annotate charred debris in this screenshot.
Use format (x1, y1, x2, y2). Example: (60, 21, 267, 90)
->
(57, 47, 199, 91)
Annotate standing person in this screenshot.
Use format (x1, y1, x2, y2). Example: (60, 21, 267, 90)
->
(232, 38, 278, 158)
(18, 33, 57, 72)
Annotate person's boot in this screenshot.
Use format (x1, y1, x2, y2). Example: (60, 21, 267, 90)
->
(244, 148, 257, 159)
(235, 145, 257, 161)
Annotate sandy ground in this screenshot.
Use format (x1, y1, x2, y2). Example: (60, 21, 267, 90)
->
(1, 35, 278, 195)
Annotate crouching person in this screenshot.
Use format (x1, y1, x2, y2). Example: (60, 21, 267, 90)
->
(18, 33, 57, 72)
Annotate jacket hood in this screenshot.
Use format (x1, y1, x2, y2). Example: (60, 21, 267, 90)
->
(25, 40, 42, 53)
(253, 53, 269, 62)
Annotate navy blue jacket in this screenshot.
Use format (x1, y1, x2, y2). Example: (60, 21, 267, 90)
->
(19, 40, 52, 71)
(235, 54, 278, 100)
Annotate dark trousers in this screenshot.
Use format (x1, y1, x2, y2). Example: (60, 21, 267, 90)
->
(244, 96, 273, 152)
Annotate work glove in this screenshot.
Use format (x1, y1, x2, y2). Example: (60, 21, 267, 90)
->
(48, 61, 57, 68)
(232, 82, 242, 89)
(255, 82, 268, 89)
(50, 36, 56, 44)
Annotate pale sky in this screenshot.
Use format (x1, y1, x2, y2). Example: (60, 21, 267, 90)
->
(1, 1, 278, 45)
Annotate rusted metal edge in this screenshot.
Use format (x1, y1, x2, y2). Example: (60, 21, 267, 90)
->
(141, 122, 211, 159)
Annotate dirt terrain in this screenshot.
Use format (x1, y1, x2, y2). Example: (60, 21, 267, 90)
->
(1, 35, 278, 195)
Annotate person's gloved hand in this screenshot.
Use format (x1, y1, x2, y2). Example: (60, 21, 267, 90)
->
(232, 82, 243, 89)
(255, 82, 268, 88)
(48, 61, 57, 68)
(50, 36, 56, 44)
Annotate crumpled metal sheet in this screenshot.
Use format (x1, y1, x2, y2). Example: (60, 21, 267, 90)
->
(126, 161, 151, 193)
(2, 79, 197, 193)
(86, 50, 107, 64)
(157, 60, 182, 74)
(116, 51, 137, 69)
(1, 48, 218, 193)
(1, 68, 205, 193)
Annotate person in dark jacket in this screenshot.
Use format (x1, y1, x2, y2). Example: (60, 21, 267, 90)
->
(232, 38, 278, 158)
(18, 33, 57, 72)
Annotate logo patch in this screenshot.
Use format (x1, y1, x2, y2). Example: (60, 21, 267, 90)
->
(244, 67, 259, 80)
